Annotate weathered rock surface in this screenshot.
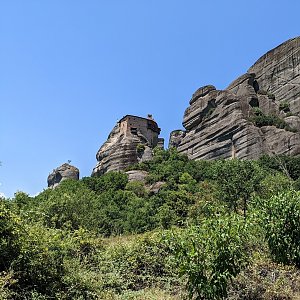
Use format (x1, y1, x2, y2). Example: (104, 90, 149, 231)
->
(48, 163, 79, 188)
(126, 170, 149, 183)
(248, 37, 300, 115)
(169, 130, 186, 148)
(148, 181, 166, 194)
(92, 115, 163, 176)
(171, 37, 300, 160)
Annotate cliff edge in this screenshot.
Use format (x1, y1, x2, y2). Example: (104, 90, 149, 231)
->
(92, 115, 164, 176)
(170, 37, 300, 160)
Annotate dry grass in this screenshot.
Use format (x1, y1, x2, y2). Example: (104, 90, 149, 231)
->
(229, 253, 300, 299)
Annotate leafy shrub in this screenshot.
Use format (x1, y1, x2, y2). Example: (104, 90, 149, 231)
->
(11, 224, 66, 296)
(0, 271, 16, 300)
(188, 180, 228, 223)
(260, 190, 300, 266)
(169, 215, 250, 300)
(248, 107, 296, 131)
(82, 171, 128, 194)
(257, 172, 293, 199)
(267, 92, 275, 100)
(258, 154, 300, 180)
(98, 232, 179, 293)
(125, 181, 148, 197)
(136, 143, 145, 154)
(229, 255, 300, 300)
(250, 112, 286, 129)
(38, 180, 98, 231)
(210, 159, 264, 217)
(0, 201, 21, 272)
(279, 100, 290, 112)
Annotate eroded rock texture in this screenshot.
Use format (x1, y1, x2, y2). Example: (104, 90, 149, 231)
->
(126, 170, 149, 183)
(48, 163, 79, 188)
(248, 37, 300, 115)
(171, 37, 300, 160)
(92, 115, 163, 176)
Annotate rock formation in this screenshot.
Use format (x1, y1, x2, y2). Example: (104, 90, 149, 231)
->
(48, 163, 79, 188)
(92, 115, 164, 176)
(126, 170, 149, 183)
(170, 37, 300, 160)
(125, 169, 165, 194)
(248, 37, 300, 116)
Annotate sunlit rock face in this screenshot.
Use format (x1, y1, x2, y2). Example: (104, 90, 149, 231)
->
(170, 37, 300, 160)
(248, 37, 300, 115)
(92, 115, 164, 176)
(47, 163, 79, 188)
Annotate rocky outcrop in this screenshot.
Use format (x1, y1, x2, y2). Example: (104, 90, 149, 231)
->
(171, 37, 300, 160)
(248, 37, 300, 115)
(126, 170, 149, 183)
(125, 169, 165, 194)
(48, 163, 79, 188)
(92, 115, 163, 176)
(169, 130, 186, 148)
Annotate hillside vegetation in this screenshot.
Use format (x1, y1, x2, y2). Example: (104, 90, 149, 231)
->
(1, 148, 300, 299)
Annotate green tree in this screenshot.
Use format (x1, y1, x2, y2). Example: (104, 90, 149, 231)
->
(0, 201, 21, 272)
(260, 190, 300, 266)
(82, 171, 128, 193)
(211, 159, 264, 218)
(169, 214, 249, 300)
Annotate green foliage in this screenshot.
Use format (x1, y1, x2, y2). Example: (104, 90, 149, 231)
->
(249, 109, 291, 130)
(125, 181, 148, 197)
(267, 92, 275, 100)
(188, 181, 229, 224)
(0, 271, 16, 300)
(279, 100, 290, 112)
(258, 154, 300, 180)
(82, 171, 128, 193)
(0, 201, 21, 272)
(136, 143, 145, 154)
(210, 159, 264, 217)
(38, 179, 98, 231)
(155, 189, 195, 228)
(5, 148, 300, 298)
(12, 224, 66, 296)
(229, 255, 300, 299)
(260, 190, 300, 267)
(99, 232, 178, 293)
(169, 215, 250, 300)
(258, 172, 293, 199)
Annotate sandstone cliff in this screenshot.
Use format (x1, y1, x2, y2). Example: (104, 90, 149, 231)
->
(48, 163, 79, 188)
(170, 37, 300, 160)
(92, 115, 164, 176)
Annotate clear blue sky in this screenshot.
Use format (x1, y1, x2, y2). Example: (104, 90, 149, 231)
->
(1, 1, 299, 198)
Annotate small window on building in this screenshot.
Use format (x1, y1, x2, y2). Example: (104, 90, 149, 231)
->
(130, 127, 138, 135)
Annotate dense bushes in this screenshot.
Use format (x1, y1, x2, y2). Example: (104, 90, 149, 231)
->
(0, 201, 21, 272)
(260, 191, 300, 266)
(2, 148, 300, 298)
(169, 214, 250, 300)
(249, 107, 296, 131)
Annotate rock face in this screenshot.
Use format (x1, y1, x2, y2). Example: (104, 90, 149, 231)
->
(126, 170, 149, 183)
(169, 130, 186, 148)
(248, 37, 300, 115)
(171, 37, 300, 160)
(92, 115, 164, 176)
(48, 163, 79, 188)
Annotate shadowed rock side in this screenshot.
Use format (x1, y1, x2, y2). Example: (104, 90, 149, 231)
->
(92, 115, 164, 176)
(48, 163, 79, 188)
(170, 37, 300, 160)
(248, 37, 300, 115)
